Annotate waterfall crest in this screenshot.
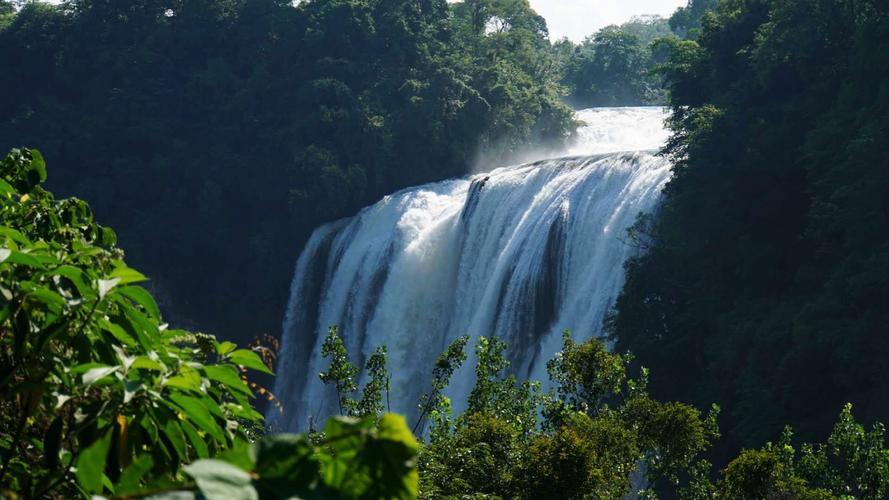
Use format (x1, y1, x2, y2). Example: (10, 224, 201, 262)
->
(271, 107, 672, 431)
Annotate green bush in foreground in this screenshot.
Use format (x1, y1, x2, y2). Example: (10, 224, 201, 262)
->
(0, 148, 266, 496)
(0, 148, 419, 499)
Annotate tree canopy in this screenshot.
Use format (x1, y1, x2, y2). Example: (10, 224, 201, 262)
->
(611, 0, 889, 466)
(0, 0, 574, 346)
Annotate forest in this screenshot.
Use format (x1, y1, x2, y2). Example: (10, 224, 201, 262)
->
(2, 0, 889, 498)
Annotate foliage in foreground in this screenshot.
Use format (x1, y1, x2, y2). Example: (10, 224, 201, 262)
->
(175, 413, 419, 500)
(0, 148, 267, 496)
(0, 149, 420, 499)
(317, 325, 889, 499)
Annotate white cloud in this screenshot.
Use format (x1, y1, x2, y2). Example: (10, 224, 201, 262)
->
(528, 0, 687, 41)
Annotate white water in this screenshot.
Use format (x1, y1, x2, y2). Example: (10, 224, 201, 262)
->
(270, 107, 672, 431)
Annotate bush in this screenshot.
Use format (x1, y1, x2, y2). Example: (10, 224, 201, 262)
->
(0, 148, 267, 496)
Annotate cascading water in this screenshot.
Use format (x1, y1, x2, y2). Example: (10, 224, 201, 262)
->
(270, 107, 672, 432)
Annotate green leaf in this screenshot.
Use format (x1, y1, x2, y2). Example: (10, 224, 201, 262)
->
(116, 285, 161, 319)
(167, 393, 225, 443)
(205, 365, 252, 397)
(27, 149, 47, 184)
(320, 414, 419, 499)
(165, 365, 203, 393)
(222, 403, 264, 423)
(5, 250, 45, 268)
(71, 362, 109, 375)
(377, 413, 420, 454)
(115, 455, 154, 496)
(76, 427, 113, 493)
(0, 178, 14, 195)
(184, 460, 258, 500)
(118, 306, 158, 350)
(98, 226, 117, 246)
(215, 440, 255, 471)
(181, 420, 210, 459)
(98, 318, 137, 347)
(110, 265, 148, 285)
(162, 417, 188, 461)
(216, 341, 237, 356)
(132, 355, 165, 372)
(26, 287, 66, 310)
(320, 417, 370, 494)
(53, 265, 94, 298)
(0, 227, 30, 245)
(229, 349, 273, 375)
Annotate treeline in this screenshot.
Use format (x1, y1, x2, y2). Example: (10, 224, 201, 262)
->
(612, 0, 889, 467)
(0, 0, 719, 346)
(552, 0, 717, 107)
(0, 0, 574, 345)
(0, 0, 722, 346)
(555, 15, 673, 107)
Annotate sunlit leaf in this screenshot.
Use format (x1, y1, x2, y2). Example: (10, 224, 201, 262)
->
(165, 365, 203, 393)
(97, 277, 120, 299)
(205, 365, 252, 397)
(229, 349, 273, 375)
(110, 265, 149, 285)
(82, 365, 120, 385)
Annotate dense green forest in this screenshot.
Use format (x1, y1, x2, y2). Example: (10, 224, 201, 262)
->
(0, 0, 684, 346)
(3, 0, 889, 497)
(2, 150, 887, 497)
(611, 0, 889, 467)
(556, 15, 673, 107)
(0, 0, 576, 345)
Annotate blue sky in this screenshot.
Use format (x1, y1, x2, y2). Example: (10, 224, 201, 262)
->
(529, 0, 687, 41)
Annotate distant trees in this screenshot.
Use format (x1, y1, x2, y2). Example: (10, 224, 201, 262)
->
(0, 0, 574, 346)
(668, 0, 718, 38)
(560, 26, 655, 107)
(557, 15, 679, 107)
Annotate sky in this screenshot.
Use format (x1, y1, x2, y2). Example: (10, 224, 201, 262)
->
(529, 0, 687, 41)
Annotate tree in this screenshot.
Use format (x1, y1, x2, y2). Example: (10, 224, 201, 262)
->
(420, 332, 719, 498)
(0, 149, 268, 496)
(668, 0, 718, 38)
(559, 17, 675, 107)
(612, 0, 889, 466)
(0, 0, 575, 350)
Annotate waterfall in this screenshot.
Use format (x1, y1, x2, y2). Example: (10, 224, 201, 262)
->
(270, 107, 672, 431)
